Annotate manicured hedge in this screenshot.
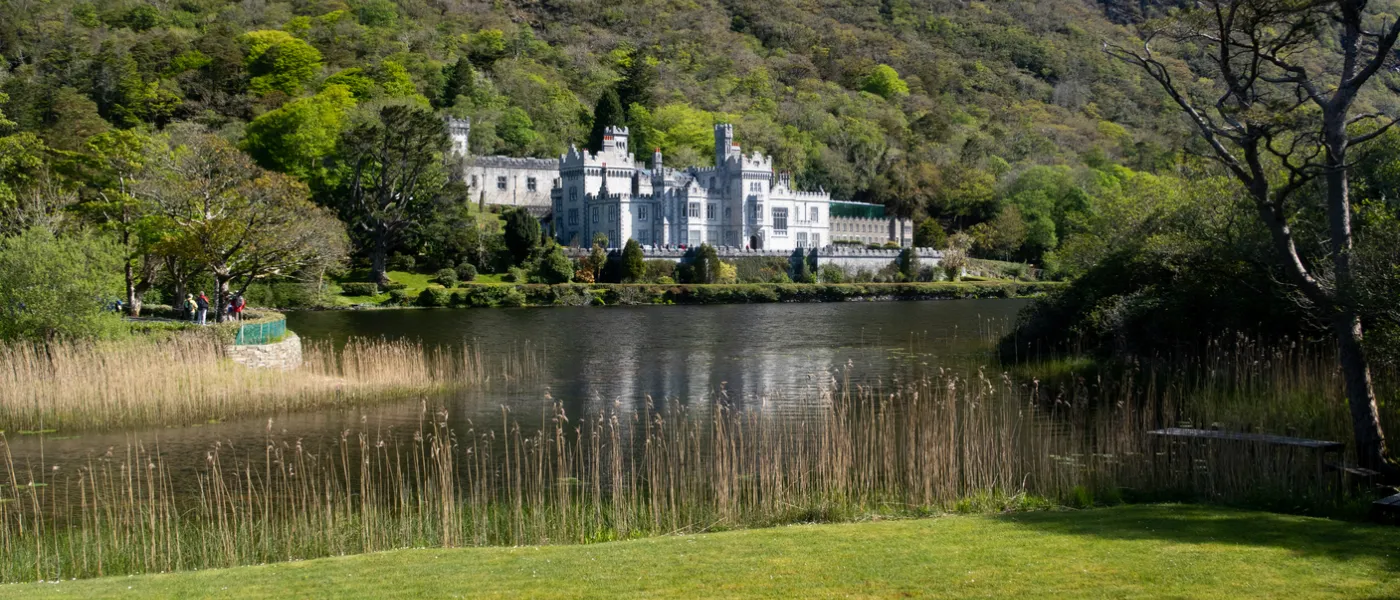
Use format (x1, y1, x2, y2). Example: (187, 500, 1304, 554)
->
(422, 282, 1062, 308)
(128, 307, 286, 344)
(341, 282, 379, 296)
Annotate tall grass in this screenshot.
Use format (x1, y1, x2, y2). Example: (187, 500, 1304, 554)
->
(0, 335, 541, 432)
(2, 349, 1372, 584)
(1, 329, 1390, 583)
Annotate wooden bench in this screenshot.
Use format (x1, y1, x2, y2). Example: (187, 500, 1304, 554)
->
(1146, 427, 1344, 452)
(1372, 493, 1400, 522)
(1146, 427, 1347, 494)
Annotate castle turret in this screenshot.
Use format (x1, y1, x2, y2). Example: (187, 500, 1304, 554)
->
(715, 123, 737, 166)
(603, 126, 629, 157)
(446, 117, 471, 158)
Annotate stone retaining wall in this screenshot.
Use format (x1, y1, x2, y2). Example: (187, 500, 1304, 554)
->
(566, 246, 944, 274)
(225, 332, 302, 371)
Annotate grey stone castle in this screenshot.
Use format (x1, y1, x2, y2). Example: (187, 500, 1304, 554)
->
(448, 117, 910, 248)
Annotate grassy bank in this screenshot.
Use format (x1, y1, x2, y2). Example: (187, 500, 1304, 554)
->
(3, 504, 1395, 598)
(335, 277, 1062, 308)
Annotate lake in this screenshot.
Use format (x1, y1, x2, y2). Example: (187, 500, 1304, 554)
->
(4, 300, 1029, 477)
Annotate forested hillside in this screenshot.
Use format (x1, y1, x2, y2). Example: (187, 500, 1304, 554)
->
(0, 0, 1187, 269)
(1, 0, 1396, 366)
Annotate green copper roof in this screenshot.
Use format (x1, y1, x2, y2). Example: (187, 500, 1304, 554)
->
(828, 201, 886, 219)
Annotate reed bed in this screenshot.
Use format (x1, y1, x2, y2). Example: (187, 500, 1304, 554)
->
(0, 331, 1389, 583)
(2, 354, 1369, 584)
(0, 335, 542, 432)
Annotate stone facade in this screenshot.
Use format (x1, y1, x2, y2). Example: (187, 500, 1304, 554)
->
(553, 124, 834, 251)
(463, 156, 558, 211)
(447, 117, 558, 212)
(226, 332, 303, 371)
(574, 246, 943, 274)
(829, 216, 914, 246)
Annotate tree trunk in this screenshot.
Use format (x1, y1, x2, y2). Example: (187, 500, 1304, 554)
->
(215, 275, 230, 324)
(1335, 312, 1392, 473)
(124, 259, 138, 318)
(371, 233, 389, 285)
(1322, 116, 1395, 476)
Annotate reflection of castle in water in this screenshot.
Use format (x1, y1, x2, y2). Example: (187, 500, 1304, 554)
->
(567, 306, 854, 415)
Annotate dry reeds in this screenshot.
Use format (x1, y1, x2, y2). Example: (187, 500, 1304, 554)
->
(0, 333, 1389, 583)
(0, 367, 1161, 583)
(0, 335, 541, 432)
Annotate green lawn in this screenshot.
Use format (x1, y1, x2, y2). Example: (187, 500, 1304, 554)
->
(4, 505, 1396, 599)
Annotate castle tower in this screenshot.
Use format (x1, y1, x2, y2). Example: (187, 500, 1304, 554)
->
(715, 123, 737, 166)
(446, 117, 471, 158)
(603, 125, 629, 157)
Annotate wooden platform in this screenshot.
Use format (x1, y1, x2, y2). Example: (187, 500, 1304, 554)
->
(1372, 494, 1400, 522)
(1147, 428, 1344, 451)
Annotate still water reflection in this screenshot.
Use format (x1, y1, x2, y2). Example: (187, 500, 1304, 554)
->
(7, 300, 1028, 472)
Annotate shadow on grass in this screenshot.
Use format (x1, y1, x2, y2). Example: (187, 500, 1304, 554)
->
(1001, 504, 1400, 573)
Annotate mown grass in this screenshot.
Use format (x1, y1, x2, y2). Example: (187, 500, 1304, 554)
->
(3, 504, 1395, 599)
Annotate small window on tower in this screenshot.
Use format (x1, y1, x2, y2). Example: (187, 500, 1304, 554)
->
(497, 176, 507, 190)
(527, 177, 537, 192)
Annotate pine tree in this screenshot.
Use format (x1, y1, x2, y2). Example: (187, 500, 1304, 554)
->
(587, 89, 626, 153)
(439, 57, 475, 109)
(617, 54, 656, 111)
(622, 239, 645, 282)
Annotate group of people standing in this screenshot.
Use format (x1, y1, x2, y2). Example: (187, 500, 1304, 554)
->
(182, 291, 246, 324)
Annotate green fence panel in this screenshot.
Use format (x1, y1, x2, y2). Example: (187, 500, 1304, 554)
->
(234, 316, 287, 345)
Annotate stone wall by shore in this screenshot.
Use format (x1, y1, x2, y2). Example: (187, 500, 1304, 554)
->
(226, 332, 302, 371)
(564, 246, 944, 274)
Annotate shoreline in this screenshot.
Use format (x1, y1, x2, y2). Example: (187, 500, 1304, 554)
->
(322, 281, 1062, 310)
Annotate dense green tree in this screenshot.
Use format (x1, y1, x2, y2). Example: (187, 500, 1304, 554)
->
(468, 29, 508, 66)
(42, 87, 110, 152)
(587, 89, 626, 153)
(499, 107, 538, 155)
(241, 30, 323, 97)
(1109, 0, 1400, 474)
(536, 243, 574, 284)
(354, 0, 399, 28)
(503, 207, 541, 266)
(862, 65, 909, 99)
(439, 58, 476, 109)
(331, 105, 446, 284)
(140, 129, 348, 321)
(621, 239, 645, 282)
(914, 218, 947, 249)
(971, 205, 1029, 261)
(0, 227, 125, 341)
(898, 247, 920, 281)
(324, 69, 378, 100)
(0, 131, 47, 231)
(683, 244, 722, 284)
(71, 130, 162, 316)
(243, 85, 356, 182)
(616, 52, 657, 111)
